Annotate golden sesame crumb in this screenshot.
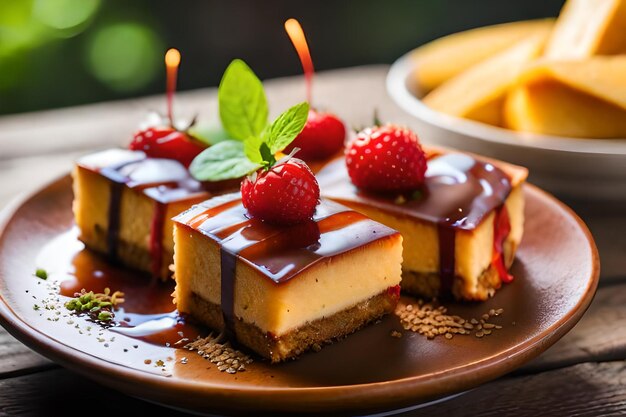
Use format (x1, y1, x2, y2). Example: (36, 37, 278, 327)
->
(395, 299, 505, 341)
(185, 334, 252, 374)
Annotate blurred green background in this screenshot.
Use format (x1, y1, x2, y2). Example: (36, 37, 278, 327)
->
(0, 0, 564, 115)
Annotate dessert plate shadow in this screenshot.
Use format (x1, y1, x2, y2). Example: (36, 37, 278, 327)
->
(0, 175, 599, 416)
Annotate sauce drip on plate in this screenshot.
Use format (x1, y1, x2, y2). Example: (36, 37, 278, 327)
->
(57, 233, 201, 346)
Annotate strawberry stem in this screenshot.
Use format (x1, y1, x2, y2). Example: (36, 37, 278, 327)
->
(373, 109, 382, 127)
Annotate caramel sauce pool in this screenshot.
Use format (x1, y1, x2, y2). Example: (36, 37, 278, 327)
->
(53, 229, 202, 346)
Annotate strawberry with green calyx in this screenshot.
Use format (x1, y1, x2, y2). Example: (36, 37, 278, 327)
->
(130, 121, 207, 168)
(130, 109, 210, 169)
(129, 48, 209, 167)
(190, 59, 319, 225)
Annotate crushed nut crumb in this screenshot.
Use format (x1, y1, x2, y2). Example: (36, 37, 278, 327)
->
(185, 334, 252, 374)
(396, 300, 504, 340)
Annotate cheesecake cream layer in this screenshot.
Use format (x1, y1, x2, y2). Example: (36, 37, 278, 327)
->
(73, 149, 210, 278)
(173, 194, 402, 337)
(316, 147, 527, 301)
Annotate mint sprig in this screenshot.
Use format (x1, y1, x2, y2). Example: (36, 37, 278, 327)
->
(263, 102, 309, 154)
(191, 59, 309, 182)
(218, 59, 268, 141)
(190, 141, 261, 181)
(245, 102, 309, 168)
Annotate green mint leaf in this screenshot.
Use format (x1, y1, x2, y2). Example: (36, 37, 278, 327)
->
(259, 142, 276, 167)
(188, 123, 232, 146)
(190, 140, 261, 181)
(244, 136, 276, 168)
(264, 102, 310, 154)
(244, 136, 264, 164)
(218, 59, 268, 141)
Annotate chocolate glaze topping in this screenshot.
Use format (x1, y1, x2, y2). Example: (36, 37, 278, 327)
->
(316, 153, 513, 291)
(78, 149, 210, 277)
(174, 193, 400, 337)
(175, 194, 398, 283)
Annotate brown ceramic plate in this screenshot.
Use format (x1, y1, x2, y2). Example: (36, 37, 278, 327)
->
(0, 175, 599, 416)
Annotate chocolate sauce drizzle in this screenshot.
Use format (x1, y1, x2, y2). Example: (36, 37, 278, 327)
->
(219, 249, 238, 341)
(78, 149, 209, 277)
(174, 194, 400, 338)
(106, 181, 124, 260)
(149, 201, 167, 278)
(316, 152, 514, 292)
(437, 226, 456, 292)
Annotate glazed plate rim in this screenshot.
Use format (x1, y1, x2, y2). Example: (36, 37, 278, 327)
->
(0, 174, 600, 414)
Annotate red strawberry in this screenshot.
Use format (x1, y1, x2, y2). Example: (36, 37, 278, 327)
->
(284, 109, 346, 161)
(129, 127, 206, 167)
(241, 158, 320, 225)
(345, 125, 427, 193)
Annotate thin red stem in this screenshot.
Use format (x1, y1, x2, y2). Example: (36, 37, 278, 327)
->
(166, 66, 177, 126)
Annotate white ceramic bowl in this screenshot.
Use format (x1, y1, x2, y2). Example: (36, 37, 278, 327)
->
(387, 51, 626, 202)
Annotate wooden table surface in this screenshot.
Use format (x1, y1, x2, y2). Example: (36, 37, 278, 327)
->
(1, 66, 625, 416)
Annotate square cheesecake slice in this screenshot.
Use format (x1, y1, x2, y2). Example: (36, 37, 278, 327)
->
(317, 146, 528, 301)
(172, 194, 402, 362)
(73, 149, 211, 279)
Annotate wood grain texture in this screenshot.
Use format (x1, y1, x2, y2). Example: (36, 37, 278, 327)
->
(1, 362, 626, 416)
(522, 280, 626, 373)
(0, 330, 52, 378)
(410, 362, 626, 417)
(0, 368, 189, 416)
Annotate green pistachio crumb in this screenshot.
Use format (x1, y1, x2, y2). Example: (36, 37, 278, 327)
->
(64, 288, 124, 324)
(98, 311, 112, 321)
(34, 268, 48, 280)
